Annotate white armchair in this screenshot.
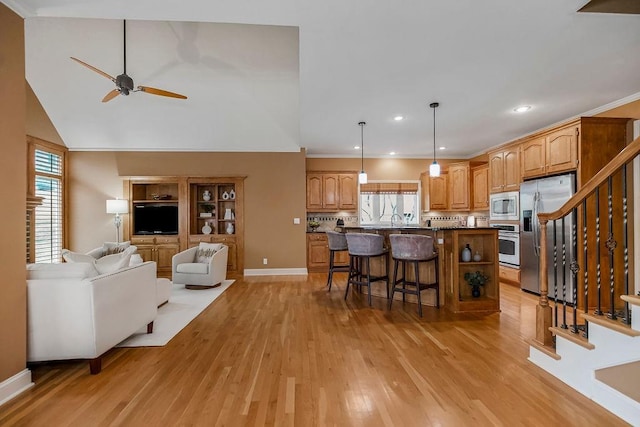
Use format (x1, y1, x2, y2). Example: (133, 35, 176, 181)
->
(172, 243, 228, 289)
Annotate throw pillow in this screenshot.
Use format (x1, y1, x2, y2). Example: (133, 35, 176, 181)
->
(95, 246, 135, 274)
(62, 249, 96, 264)
(196, 242, 222, 264)
(102, 241, 131, 256)
(27, 262, 99, 280)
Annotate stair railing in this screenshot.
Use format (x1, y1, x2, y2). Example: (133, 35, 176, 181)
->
(535, 135, 640, 347)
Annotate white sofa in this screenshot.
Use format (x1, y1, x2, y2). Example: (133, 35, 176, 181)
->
(26, 261, 158, 374)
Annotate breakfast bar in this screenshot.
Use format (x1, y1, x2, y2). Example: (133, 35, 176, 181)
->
(341, 226, 500, 313)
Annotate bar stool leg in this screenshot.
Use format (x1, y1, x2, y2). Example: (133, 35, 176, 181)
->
(345, 255, 354, 300)
(434, 256, 440, 308)
(384, 252, 390, 299)
(390, 258, 399, 309)
(327, 250, 334, 290)
(415, 260, 423, 317)
(401, 261, 407, 303)
(366, 257, 372, 306)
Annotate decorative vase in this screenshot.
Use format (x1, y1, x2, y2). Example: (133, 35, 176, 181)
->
(224, 208, 233, 220)
(202, 222, 212, 235)
(473, 251, 482, 262)
(461, 244, 472, 262)
(226, 222, 234, 234)
(472, 285, 481, 298)
(202, 190, 211, 201)
(229, 189, 236, 200)
(222, 191, 230, 200)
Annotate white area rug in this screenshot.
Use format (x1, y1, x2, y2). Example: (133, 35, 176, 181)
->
(116, 280, 235, 347)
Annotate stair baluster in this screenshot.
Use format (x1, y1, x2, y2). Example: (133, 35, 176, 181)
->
(607, 176, 617, 320)
(553, 220, 559, 327)
(571, 208, 579, 334)
(595, 186, 603, 315)
(561, 217, 568, 328)
(622, 163, 630, 325)
(582, 199, 589, 339)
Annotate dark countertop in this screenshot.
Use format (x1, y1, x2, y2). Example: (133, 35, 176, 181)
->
(342, 225, 494, 231)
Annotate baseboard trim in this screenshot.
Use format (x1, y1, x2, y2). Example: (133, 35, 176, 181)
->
(244, 268, 308, 276)
(0, 369, 33, 407)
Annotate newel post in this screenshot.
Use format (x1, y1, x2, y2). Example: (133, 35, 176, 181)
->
(536, 218, 553, 346)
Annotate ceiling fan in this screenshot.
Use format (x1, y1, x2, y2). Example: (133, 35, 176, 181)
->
(71, 20, 188, 103)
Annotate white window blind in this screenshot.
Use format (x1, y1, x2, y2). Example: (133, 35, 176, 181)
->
(34, 149, 63, 263)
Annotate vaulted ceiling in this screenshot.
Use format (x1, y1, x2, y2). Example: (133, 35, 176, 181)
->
(4, 0, 640, 158)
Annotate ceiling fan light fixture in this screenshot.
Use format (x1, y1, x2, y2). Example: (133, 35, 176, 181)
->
(358, 121, 368, 184)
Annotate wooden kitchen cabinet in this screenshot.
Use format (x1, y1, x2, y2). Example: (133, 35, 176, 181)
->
(545, 125, 578, 175)
(420, 171, 448, 211)
(306, 172, 358, 212)
(307, 233, 349, 272)
(131, 235, 180, 278)
(472, 165, 489, 210)
(444, 229, 499, 313)
(449, 163, 470, 210)
(521, 125, 578, 179)
(489, 147, 520, 193)
(428, 173, 448, 210)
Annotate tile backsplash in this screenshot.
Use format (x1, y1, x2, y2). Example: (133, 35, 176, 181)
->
(306, 214, 358, 231)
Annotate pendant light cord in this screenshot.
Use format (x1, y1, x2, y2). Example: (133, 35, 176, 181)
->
(359, 121, 366, 171)
(430, 102, 439, 161)
(123, 20, 127, 74)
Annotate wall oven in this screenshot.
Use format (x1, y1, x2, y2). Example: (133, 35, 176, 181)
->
(489, 191, 519, 221)
(491, 223, 520, 267)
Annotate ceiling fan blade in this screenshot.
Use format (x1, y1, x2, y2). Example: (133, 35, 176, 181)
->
(70, 57, 115, 82)
(137, 86, 188, 100)
(102, 89, 121, 103)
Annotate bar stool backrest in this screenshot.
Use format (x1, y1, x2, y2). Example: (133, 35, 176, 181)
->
(389, 234, 435, 261)
(326, 231, 348, 251)
(345, 233, 384, 256)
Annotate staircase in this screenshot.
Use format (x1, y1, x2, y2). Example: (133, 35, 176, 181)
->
(528, 134, 640, 425)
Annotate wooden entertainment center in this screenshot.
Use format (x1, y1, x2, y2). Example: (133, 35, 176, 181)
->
(121, 176, 245, 278)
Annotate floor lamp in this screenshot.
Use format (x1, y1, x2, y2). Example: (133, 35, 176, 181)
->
(106, 199, 129, 243)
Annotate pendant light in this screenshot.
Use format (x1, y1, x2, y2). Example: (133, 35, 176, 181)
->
(429, 102, 441, 177)
(358, 121, 368, 184)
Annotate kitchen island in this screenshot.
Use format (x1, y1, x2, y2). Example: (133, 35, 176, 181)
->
(342, 226, 500, 313)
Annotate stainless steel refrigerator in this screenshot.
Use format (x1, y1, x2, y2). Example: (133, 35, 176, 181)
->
(520, 173, 576, 302)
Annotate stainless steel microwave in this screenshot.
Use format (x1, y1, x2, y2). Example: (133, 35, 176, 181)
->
(489, 191, 519, 221)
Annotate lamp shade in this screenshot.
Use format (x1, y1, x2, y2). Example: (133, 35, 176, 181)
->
(106, 199, 129, 214)
(359, 171, 368, 184)
(429, 161, 441, 177)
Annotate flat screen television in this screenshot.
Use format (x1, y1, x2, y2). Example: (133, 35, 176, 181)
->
(133, 204, 179, 235)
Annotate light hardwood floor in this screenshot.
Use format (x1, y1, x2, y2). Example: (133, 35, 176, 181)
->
(0, 274, 628, 426)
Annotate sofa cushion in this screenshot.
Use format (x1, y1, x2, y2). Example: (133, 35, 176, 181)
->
(196, 242, 223, 264)
(62, 249, 96, 264)
(27, 262, 99, 280)
(102, 241, 131, 256)
(94, 247, 135, 274)
(176, 263, 209, 274)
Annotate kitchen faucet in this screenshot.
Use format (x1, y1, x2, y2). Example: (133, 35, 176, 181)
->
(390, 213, 404, 227)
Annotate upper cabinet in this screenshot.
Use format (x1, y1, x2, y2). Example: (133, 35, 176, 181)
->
(449, 163, 470, 210)
(420, 171, 449, 211)
(306, 172, 358, 212)
(489, 147, 520, 193)
(521, 124, 578, 179)
(472, 165, 489, 210)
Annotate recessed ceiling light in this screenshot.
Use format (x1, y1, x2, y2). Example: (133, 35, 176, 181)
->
(393, 115, 404, 121)
(514, 105, 531, 113)
(354, 145, 360, 150)
(389, 151, 396, 155)
(439, 146, 446, 150)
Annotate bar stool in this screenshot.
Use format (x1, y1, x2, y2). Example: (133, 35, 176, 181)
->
(325, 231, 349, 290)
(345, 233, 389, 306)
(388, 234, 439, 317)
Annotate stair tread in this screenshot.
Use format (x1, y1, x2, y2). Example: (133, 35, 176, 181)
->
(528, 338, 561, 360)
(581, 313, 640, 337)
(595, 360, 640, 403)
(549, 326, 595, 350)
(621, 294, 640, 306)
